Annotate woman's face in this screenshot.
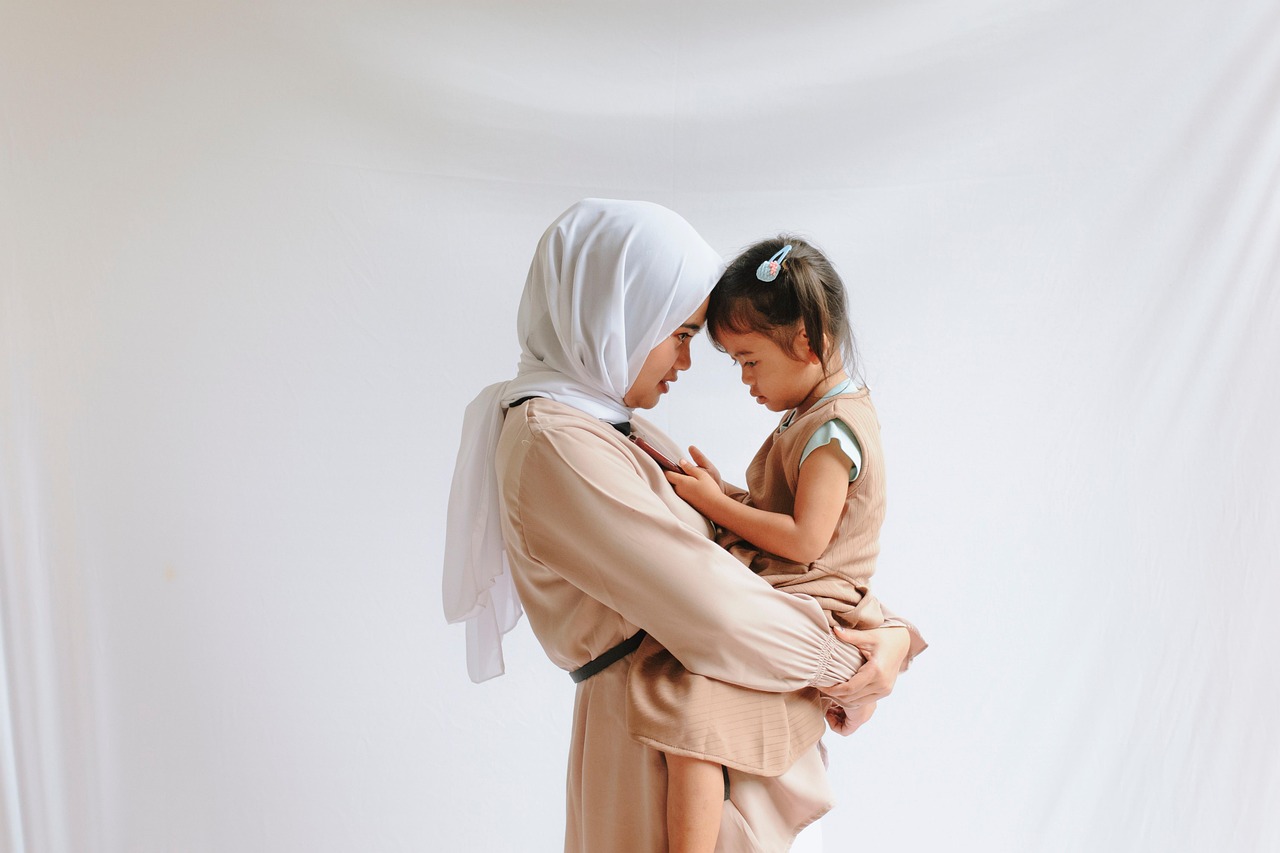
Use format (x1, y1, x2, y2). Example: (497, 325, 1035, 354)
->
(622, 297, 710, 409)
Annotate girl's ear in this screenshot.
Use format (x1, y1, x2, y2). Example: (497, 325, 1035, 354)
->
(796, 327, 822, 364)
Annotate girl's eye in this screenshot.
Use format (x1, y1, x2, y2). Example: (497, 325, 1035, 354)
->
(676, 333, 692, 343)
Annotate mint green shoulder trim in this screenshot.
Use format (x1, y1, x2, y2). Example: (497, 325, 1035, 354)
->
(799, 417, 862, 482)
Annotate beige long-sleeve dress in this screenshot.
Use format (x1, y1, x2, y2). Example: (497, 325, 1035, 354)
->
(495, 397, 919, 852)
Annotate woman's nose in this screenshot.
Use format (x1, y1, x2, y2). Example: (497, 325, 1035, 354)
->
(675, 341, 693, 370)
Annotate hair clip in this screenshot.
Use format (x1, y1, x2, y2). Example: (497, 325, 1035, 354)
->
(755, 244, 793, 282)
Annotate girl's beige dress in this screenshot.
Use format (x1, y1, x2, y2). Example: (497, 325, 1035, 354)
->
(627, 388, 918, 777)
(496, 397, 923, 852)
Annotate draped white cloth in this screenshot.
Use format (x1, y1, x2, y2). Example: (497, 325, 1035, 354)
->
(441, 198, 722, 682)
(2, 1, 1278, 851)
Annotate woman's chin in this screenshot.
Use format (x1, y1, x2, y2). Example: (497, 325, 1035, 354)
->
(627, 391, 660, 409)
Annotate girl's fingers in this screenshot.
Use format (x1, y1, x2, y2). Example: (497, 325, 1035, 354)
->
(677, 458, 708, 480)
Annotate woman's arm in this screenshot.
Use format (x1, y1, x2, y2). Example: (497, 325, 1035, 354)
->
(665, 437, 928, 700)
(505, 418, 919, 692)
(508, 420, 843, 690)
(822, 624, 912, 707)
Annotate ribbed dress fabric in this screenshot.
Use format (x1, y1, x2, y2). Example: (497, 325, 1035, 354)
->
(628, 389, 888, 776)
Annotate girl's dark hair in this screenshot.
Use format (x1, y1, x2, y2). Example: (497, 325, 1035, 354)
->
(707, 235, 858, 376)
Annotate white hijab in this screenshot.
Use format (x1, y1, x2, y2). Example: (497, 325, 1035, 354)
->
(442, 199, 724, 682)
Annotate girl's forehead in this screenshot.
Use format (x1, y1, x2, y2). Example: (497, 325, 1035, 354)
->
(717, 328, 785, 355)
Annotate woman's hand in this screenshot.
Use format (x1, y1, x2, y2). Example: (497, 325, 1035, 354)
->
(825, 700, 877, 736)
(819, 625, 910, 708)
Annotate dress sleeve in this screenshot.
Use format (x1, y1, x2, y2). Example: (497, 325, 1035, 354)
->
(506, 422, 863, 692)
(800, 417, 862, 481)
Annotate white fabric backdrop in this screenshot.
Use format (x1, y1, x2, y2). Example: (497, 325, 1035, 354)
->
(3, 1, 1278, 851)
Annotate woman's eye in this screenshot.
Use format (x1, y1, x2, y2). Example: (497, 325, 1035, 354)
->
(676, 333, 691, 343)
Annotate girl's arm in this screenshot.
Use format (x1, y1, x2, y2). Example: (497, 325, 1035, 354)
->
(666, 441, 851, 565)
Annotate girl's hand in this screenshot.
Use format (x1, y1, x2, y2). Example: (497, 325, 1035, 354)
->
(826, 700, 876, 736)
(686, 446, 722, 489)
(819, 625, 910, 708)
(665, 458, 726, 514)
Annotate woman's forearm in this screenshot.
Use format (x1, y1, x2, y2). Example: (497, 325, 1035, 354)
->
(512, 422, 860, 692)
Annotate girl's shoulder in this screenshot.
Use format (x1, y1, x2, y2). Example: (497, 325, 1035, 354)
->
(787, 388, 878, 454)
(797, 385, 873, 424)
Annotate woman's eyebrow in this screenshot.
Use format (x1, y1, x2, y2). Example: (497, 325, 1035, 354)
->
(680, 322, 703, 333)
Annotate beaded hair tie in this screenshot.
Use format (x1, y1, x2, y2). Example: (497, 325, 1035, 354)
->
(755, 244, 793, 282)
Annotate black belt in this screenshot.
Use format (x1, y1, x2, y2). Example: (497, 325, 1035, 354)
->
(568, 630, 729, 799)
(508, 396, 632, 435)
(569, 630, 647, 683)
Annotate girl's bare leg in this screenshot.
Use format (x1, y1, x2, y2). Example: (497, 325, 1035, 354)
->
(667, 754, 724, 853)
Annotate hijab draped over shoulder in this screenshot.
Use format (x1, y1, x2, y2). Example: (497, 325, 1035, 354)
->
(442, 199, 724, 682)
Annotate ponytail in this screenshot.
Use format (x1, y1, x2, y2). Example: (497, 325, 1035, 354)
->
(707, 236, 857, 377)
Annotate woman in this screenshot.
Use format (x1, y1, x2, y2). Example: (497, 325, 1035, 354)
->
(443, 199, 924, 851)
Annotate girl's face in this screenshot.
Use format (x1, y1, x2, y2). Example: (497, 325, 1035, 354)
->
(716, 327, 827, 413)
(623, 297, 710, 409)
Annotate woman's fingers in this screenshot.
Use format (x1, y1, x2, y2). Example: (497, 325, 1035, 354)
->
(820, 625, 909, 707)
(824, 704, 850, 735)
(822, 658, 889, 706)
(827, 701, 876, 736)
(836, 624, 910, 663)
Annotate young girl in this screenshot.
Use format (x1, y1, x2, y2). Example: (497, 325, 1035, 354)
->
(625, 236, 918, 852)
